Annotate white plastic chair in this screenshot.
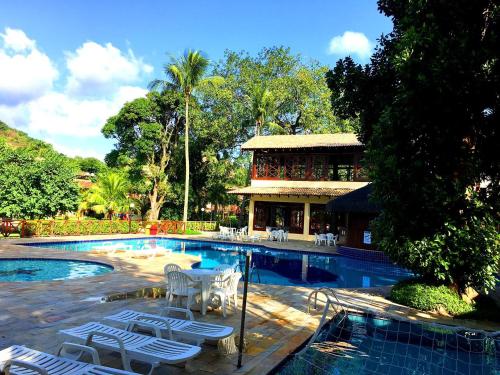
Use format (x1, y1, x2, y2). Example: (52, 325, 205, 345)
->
(283, 231, 289, 242)
(277, 229, 285, 242)
(266, 227, 273, 240)
(236, 226, 248, 240)
(164, 263, 182, 276)
(326, 233, 337, 246)
(214, 264, 235, 273)
(318, 234, 328, 245)
(59, 322, 201, 375)
(210, 272, 242, 317)
(166, 271, 201, 310)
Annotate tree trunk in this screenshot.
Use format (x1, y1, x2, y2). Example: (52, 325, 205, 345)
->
(149, 184, 161, 220)
(182, 97, 190, 224)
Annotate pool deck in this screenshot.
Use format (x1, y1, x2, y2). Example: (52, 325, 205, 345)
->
(0, 234, 499, 374)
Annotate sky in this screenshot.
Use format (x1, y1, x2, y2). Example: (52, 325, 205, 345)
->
(0, 0, 392, 160)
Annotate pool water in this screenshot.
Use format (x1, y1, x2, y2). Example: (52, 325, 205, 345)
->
(0, 259, 113, 282)
(275, 312, 500, 375)
(25, 238, 412, 288)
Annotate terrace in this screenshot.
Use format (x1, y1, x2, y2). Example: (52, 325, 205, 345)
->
(1, 233, 498, 374)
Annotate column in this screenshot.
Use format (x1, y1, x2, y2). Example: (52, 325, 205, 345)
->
(303, 202, 311, 238)
(248, 198, 255, 235)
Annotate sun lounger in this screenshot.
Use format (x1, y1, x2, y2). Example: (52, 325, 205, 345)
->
(103, 307, 234, 345)
(59, 322, 201, 375)
(127, 248, 169, 259)
(0, 344, 137, 375)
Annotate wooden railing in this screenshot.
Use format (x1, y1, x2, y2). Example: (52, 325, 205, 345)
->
(1, 219, 219, 238)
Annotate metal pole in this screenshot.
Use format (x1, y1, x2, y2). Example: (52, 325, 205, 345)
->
(237, 250, 251, 368)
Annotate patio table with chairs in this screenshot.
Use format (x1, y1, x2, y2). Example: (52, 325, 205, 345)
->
(164, 264, 242, 317)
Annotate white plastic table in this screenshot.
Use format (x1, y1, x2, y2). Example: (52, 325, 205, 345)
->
(182, 269, 224, 315)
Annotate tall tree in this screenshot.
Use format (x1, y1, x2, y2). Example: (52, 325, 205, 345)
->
(326, 0, 499, 292)
(149, 50, 210, 224)
(102, 91, 183, 220)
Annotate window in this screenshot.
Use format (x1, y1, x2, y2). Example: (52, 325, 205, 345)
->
(284, 156, 307, 180)
(253, 203, 267, 231)
(312, 156, 327, 180)
(253, 202, 305, 234)
(253, 153, 358, 181)
(328, 155, 354, 181)
(309, 204, 332, 234)
(255, 156, 281, 179)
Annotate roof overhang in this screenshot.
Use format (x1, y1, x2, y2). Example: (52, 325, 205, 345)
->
(228, 186, 353, 198)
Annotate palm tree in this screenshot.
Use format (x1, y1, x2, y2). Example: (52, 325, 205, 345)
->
(149, 50, 210, 224)
(249, 84, 275, 136)
(83, 172, 129, 219)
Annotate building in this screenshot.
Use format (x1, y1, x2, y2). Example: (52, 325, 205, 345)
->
(229, 133, 370, 241)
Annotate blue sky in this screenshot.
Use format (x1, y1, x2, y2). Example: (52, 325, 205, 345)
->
(0, 0, 392, 159)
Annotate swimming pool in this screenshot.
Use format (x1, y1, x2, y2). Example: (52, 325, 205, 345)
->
(275, 312, 500, 375)
(0, 258, 113, 282)
(24, 238, 412, 288)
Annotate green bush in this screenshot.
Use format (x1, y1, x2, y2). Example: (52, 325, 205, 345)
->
(389, 279, 474, 315)
(377, 200, 500, 293)
(21, 219, 141, 237)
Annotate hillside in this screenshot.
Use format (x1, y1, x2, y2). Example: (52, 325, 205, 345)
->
(0, 120, 53, 151)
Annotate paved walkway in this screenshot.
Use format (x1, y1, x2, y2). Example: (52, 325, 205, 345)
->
(0, 234, 498, 375)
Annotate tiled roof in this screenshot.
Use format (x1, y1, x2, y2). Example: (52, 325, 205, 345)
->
(228, 186, 353, 197)
(240, 133, 362, 150)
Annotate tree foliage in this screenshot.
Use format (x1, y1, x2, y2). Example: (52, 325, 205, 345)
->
(326, 0, 500, 292)
(102, 91, 183, 220)
(81, 171, 129, 219)
(212, 46, 357, 135)
(0, 142, 79, 219)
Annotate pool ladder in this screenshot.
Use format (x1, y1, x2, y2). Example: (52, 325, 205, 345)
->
(296, 287, 348, 356)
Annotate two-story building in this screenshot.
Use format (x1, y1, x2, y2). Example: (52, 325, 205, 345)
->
(229, 133, 371, 243)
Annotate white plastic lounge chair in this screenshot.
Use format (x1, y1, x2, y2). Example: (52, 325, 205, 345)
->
(127, 249, 167, 259)
(210, 272, 242, 317)
(104, 307, 234, 346)
(59, 322, 201, 375)
(248, 234, 261, 242)
(166, 271, 201, 310)
(0, 344, 138, 375)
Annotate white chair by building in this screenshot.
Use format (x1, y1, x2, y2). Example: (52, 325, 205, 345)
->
(265, 227, 273, 240)
(236, 226, 248, 240)
(166, 271, 201, 310)
(326, 233, 338, 246)
(210, 272, 242, 317)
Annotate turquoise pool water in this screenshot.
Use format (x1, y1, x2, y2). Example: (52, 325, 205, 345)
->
(0, 258, 113, 282)
(25, 238, 412, 288)
(275, 312, 500, 375)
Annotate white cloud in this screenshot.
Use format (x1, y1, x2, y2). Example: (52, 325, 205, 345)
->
(65, 41, 153, 96)
(26, 86, 148, 137)
(328, 31, 373, 60)
(0, 28, 35, 51)
(0, 28, 58, 105)
(0, 28, 151, 158)
(46, 139, 105, 160)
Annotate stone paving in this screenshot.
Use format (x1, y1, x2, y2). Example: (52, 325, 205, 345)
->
(0, 234, 499, 375)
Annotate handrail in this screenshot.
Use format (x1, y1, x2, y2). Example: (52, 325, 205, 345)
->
(297, 288, 347, 357)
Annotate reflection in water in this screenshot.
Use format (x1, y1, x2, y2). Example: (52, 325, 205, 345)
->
(28, 239, 412, 288)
